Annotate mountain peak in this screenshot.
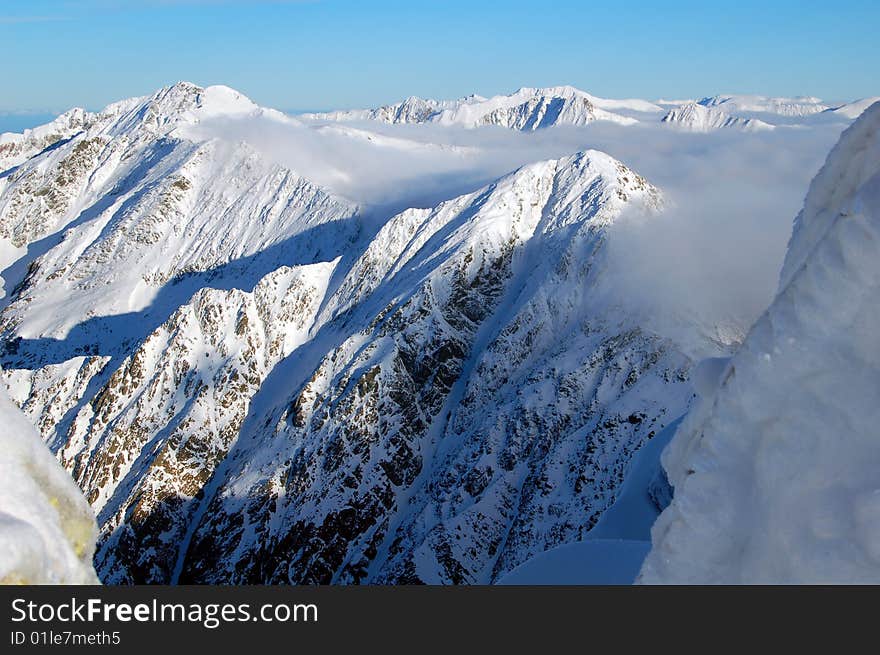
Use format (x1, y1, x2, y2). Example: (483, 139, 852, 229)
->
(91, 82, 259, 139)
(144, 82, 258, 122)
(661, 101, 773, 132)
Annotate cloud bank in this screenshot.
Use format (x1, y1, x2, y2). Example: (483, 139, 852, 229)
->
(186, 113, 846, 356)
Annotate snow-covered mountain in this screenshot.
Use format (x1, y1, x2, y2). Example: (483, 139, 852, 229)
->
(661, 102, 774, 132)
(640, 101, 880, 583)
(825, 97, 880, 120)
(304, 86, 650, 130)
(0, 83, 710, 583)
(303, 88, 878, 135)
(1, 81, 869, 585)
(305, 88, 862, 133)
(175, 152, 697, 585)
(0, 82, 357, 341)
(0, 108, 91, 172)
(0, 83, 269, 176)
(698, 94, 830, 118)
(0, 385, 99, 584)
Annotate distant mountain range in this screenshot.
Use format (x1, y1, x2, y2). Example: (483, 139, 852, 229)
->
(300, 85, 873, 131)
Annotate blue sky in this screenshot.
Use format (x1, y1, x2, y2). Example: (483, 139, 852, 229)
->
(1, 0, 878, 115)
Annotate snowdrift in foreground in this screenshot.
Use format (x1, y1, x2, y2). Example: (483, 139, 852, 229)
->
(640, 102, 880, 584)
(0, 386, 99, 584)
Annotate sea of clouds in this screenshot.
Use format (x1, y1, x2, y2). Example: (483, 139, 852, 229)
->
(184, 112, 847, 355)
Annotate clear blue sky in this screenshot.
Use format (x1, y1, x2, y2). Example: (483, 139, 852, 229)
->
(1, 0, 878, 114)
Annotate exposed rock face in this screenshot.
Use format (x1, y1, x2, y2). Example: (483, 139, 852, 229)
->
(7, 262, 336, 583)
(178, 152, 693, 584)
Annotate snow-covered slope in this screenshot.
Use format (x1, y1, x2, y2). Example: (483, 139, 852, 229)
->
(497, 539, 650, 585)
(0, 385, 98, 584)
(0, 83, 264, 175)
(826, 98, 880, 120)
(306, 88, 869, 132)
(0, 108, 91, 172)
(0, 82, 357, 357)
(9, 80, 831, 585)
(640, 102, 880, 584)
(433, 86, 639, 129)
(175, 150, 695, 584)
(1, 87, 705, 583)
(661, 102, 774, 132)
(304, 86, 645, 130)
(698, 94, 830, 118)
